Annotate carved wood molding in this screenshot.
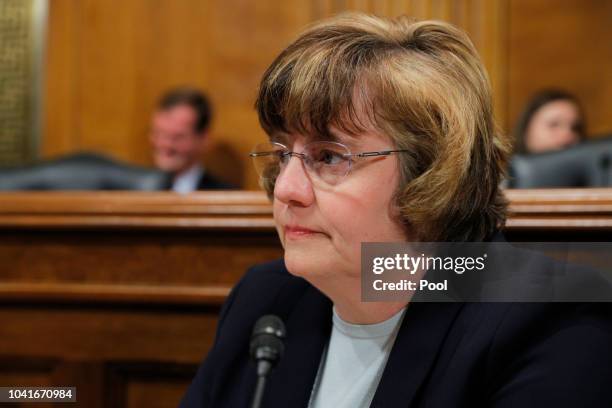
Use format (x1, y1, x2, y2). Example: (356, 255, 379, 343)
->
(505, 188, 612, 229)
(0, 282, 230, 306)
(0, 191, 274, 230)
(1, 189, 612, 230)
(2, 189, 611, 306)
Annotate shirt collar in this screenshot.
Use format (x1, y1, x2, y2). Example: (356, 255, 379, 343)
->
(172, 164, 204, 194)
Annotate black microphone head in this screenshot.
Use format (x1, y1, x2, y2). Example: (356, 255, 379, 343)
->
(252, 315, 286, 338)
(249, 315, 287, 366)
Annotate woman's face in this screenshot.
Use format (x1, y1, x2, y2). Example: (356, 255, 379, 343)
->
(525, 100, 582, 153)
(272, 127, 408, 284)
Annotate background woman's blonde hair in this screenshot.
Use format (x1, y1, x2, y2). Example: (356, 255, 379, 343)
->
(256, 13, 512, 242)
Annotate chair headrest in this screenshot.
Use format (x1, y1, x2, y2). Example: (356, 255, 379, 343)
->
(509, 135, 612, 188)
(0, 152, 173, 191)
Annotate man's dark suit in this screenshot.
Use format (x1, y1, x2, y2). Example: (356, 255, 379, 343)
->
(180, 256, 612, 407)
(196, 172, 235, 190)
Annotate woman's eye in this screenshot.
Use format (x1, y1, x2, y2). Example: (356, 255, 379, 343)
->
(315, 149, 344, 165)
(276, 150, 291, 164)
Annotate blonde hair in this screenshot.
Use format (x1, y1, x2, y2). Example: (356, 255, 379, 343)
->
(256, 13, 511, 242)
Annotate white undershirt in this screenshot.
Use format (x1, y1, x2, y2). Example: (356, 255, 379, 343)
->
(308, 306, 406, 408)
(172, 164, 203, 194)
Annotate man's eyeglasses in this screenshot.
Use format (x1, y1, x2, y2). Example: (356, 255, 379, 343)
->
(249, 141, 409, 185)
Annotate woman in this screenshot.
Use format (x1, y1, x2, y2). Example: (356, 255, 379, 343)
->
(514, 89, 586, 154)
(180, 14, 612, 408)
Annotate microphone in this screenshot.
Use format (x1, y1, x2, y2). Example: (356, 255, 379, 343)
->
(249, 315, 287, 408)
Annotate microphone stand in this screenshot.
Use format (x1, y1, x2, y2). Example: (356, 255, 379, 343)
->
(249, 315, 286, 408)
(251, 375, 267, 408)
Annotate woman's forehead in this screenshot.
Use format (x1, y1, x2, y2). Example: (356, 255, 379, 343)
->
(270, 126, 371, 149)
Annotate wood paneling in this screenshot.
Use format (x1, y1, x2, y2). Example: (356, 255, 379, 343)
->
(1, 189, 612, 406)
(43, 0, 315, 189)
(42, 1, 612, 188)
(0, 358, 59, 408)
(106, 363, 197, 408)
(43, 0, 516, 190)
(0, 307, 210, 408)
(507, 0, 612, 137)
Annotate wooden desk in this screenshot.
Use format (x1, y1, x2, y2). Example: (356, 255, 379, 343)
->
(0, 189, 611, 407)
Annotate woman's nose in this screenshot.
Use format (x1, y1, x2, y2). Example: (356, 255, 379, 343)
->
(273, 152, 315, 207)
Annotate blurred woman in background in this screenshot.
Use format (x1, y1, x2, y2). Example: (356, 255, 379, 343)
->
(514, 89, 586, 154)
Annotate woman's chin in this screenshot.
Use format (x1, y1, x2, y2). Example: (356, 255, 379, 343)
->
(283, 249, 328, 279)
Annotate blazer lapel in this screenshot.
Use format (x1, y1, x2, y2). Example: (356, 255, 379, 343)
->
(263, 284, 333, 408)
(370, 302, 464, 408)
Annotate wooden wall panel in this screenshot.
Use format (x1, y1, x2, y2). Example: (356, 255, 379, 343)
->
(43, 0, 314, 190)
(44, 0, 78, 156)
(507, 0, 612, 137)
(106, 363, 197, 408)
(42, 0, 508, 190)
(0, 358, 57, 391)
(42, 1, 611, 190)
(0, 307, 214, 408)
(0, 358, 104, 408)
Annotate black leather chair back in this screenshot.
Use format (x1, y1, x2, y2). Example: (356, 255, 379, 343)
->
(509, 135, 612, 188)
(0, 152, 172, 191)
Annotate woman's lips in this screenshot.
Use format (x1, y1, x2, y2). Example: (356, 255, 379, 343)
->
(284, 225, 322, 239)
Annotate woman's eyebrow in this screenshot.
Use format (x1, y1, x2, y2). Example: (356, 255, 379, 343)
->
(328, 128, 363, 150)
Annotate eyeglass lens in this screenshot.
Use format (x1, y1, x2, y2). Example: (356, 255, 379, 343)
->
(251, 141, 351, 185)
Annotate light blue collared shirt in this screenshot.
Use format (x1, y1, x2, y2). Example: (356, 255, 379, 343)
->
(172, 164, 204, 194)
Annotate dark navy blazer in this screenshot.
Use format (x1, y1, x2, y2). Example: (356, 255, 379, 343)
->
(180, 257, 612, 407)
(195, 172, 235, 190)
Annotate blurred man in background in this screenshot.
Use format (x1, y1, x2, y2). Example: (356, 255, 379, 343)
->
(150, 87, 232, 192)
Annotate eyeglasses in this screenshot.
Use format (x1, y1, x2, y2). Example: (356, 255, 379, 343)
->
(249, 141, 410, 185)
